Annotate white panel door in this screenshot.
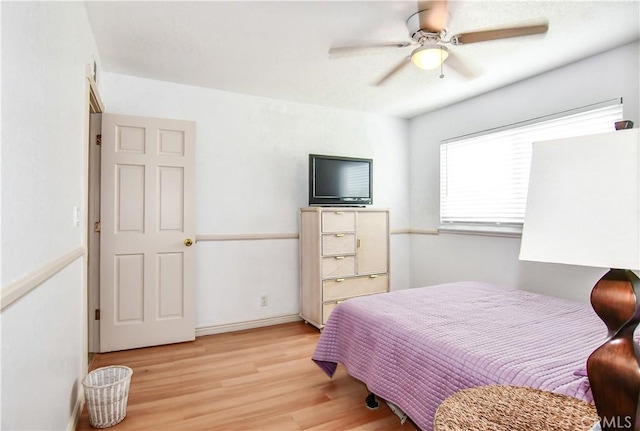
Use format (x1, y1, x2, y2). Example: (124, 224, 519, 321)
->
(100, 113, 196, 352)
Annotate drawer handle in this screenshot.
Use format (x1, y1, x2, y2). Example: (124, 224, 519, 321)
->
(335, 233, 345, 237)
(334, 256, 345, 260)
(335, 211, 344, 215)
(336, 300, 345, 304)
(335, 278, 345, 282)
(370, 274, 378, 278)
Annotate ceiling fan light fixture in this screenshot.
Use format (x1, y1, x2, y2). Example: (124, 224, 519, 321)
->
(411, 44, 449, 70)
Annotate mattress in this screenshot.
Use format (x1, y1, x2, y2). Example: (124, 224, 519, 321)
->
(312, 282, 606, 431)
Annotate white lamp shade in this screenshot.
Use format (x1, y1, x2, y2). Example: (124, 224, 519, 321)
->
(411, 45, 449, 70)
(519, 128, 640, 270)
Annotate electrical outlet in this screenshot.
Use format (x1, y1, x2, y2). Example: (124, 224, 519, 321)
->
(260, 295, 268, 307)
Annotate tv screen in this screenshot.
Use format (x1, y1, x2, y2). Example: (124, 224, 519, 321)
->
(309, 154, 372, 206)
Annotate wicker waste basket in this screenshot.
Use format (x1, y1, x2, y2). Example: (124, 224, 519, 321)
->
(83, 366, 133, 428)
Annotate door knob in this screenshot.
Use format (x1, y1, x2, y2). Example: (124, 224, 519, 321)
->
(184, 238, 193, 247)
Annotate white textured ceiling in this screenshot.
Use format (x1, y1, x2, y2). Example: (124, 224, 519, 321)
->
(84, 1, 640, 119)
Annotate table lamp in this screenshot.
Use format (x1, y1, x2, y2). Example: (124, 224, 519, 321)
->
(519, 128, 640, 431)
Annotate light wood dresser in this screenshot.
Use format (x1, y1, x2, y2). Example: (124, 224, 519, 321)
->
(299, 207, 390, 329)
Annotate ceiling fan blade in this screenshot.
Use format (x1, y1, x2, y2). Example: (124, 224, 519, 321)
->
(329, 41, 414, 57)
(374, 57, 411, 86)
(444, 52, 479, 80)
(418, 0, 449, 33)
(452, 22, 549, 45)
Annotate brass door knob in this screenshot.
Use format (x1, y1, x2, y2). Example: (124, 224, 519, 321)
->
(184, 238, 193, 247)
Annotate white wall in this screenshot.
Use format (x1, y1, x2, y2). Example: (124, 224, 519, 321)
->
(99, 72, 411, 328)
(1, 2, 100, 429)
(409, 41, 640, 303)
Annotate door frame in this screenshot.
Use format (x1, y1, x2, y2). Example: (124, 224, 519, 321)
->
(84, 63, 104, 360)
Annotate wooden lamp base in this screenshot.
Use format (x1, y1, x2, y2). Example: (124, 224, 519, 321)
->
(587, 269, 640, 431)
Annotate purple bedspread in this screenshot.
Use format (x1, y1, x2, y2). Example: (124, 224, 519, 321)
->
(312, 282, 607, 431)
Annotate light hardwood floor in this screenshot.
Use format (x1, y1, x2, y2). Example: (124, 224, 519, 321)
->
(77, 322, 417, 430)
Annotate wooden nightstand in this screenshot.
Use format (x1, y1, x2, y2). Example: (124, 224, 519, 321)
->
(434, 385, 599, 431)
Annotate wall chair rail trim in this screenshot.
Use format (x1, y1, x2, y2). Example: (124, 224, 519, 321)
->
(394, 228, 439, 235)
(1, 246, 85, 311)
(196, 230, 429, 242)
(196, 233, 300, 242)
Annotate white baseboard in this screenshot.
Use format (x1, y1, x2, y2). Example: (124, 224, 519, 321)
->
(67, 394, 84, 431)
(196, 314, 302, 337)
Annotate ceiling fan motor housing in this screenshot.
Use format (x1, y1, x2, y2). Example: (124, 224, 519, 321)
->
(406, 10, 448, 43)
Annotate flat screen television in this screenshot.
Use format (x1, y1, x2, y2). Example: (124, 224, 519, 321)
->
(308, 154, 373, 206)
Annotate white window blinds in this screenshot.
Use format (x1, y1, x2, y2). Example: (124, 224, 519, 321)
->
(440, 101, 624, 227)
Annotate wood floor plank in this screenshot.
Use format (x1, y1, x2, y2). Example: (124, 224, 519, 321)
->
(76, 322, 417, 430)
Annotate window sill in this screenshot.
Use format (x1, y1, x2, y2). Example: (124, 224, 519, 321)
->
(438, 224, 523, 238)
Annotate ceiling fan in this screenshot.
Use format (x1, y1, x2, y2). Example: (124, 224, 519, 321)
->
(329, 0, 549, 85)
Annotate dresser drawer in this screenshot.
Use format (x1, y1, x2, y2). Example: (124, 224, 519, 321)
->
(322, 255, 356, 278)
(322, 233, 356, 256)
(322, 301, 340, 324)
(323, 274, 388, 302)
(322, 211, 355, 233)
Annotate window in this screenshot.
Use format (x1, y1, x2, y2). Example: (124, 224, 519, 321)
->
(439, 101, 623, 235)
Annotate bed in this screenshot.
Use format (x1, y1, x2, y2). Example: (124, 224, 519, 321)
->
(312, 281, 607, 431)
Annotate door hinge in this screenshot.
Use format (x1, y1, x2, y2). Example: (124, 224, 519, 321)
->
(95, 309, 101, 320)
(96, 134, 102, 146)
(94, 221, 101, 233)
